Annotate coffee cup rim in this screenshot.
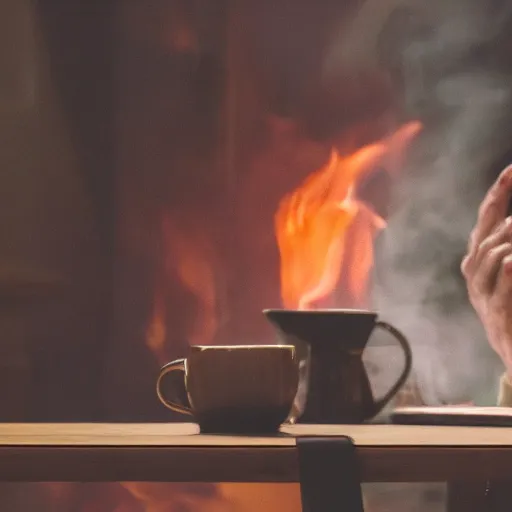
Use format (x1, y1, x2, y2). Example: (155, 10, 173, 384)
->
(191, 344, 295, 350)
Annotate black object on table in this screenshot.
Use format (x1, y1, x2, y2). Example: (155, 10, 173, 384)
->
(297, 436, 365, 512)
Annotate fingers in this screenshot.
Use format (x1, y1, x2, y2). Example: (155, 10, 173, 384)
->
(496, 253, 512, 292)
(487, 260, 512, 368)
(468, 165, 512, 253)
(494, 256, 512, 367)
(462, 217, 512, 278)
(472, 242, 512, 295)
(473, 217, 512, 269)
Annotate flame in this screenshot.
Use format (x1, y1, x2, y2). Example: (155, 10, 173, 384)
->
(138, 120, 422, 512)
(275, 121, 422, 310)
(128, 122, 421, 512)
(146, 212, 222, 364)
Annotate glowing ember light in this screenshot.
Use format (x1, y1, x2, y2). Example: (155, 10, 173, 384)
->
(146, 213, 221, 364)
(275, 121, 422, 310)
(141, 117, 421, 512)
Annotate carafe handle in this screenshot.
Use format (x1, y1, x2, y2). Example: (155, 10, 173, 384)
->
(372, 321, 413, 415)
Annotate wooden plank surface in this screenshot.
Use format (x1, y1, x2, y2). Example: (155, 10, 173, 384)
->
(0, 423, 510, 482)
(1, 423, 511, 446)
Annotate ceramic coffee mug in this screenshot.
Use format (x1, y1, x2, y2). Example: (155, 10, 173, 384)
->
(156, 345, 299, 433)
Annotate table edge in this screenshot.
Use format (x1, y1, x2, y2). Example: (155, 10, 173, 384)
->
(0, 444, 510, 483)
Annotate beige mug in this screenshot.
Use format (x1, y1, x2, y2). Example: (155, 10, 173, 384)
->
(157, 345, 299, 433)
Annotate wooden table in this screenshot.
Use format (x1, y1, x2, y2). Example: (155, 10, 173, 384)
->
(0, 423, 509, 511)
(0, 422, 508, 483)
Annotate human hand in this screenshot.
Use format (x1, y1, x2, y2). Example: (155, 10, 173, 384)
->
(461, 165, 512, 377)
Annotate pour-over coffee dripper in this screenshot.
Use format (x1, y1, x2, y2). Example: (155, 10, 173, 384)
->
(264, 309, 412, 424)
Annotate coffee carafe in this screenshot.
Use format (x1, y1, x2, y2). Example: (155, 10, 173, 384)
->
(264, 309, 412, 424)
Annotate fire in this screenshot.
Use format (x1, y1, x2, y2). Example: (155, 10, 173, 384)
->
(146, 212, 223, 364)
(138, 120, 421, 512)
(134, 122, 421, 512)
(275, 121, 422, 310)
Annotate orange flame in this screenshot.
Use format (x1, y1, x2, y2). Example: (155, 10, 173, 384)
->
(139, 120, 421, 512)
(275, 121, 422, 310)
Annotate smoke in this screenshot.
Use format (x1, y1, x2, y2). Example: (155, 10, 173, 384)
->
(376, 72, 511, 405)
(326, 0, 512, 405)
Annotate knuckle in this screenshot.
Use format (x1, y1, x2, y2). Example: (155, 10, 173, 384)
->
(498, 217, 512, 236)
(488, 244, 502, 259)
(477, 238, 492, 257)
(490, 243, 511, 261)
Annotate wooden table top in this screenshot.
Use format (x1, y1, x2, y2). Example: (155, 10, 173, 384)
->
(0, 423, 511, 482)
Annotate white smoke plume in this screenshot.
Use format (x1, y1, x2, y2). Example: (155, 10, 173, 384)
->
(326, 0, 512, 405)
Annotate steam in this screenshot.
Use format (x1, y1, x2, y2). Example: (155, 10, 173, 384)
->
(326, 0, 512, 405)
(376, 72, 510, 405)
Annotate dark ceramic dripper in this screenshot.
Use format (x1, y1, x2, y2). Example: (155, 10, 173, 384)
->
(264, 309, 412, 424)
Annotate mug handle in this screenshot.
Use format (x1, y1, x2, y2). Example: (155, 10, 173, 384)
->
(372, 321, 413, 415)
(156, 358, 193, 416)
